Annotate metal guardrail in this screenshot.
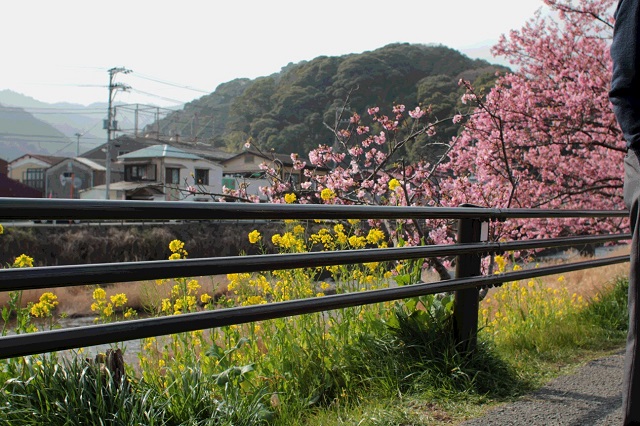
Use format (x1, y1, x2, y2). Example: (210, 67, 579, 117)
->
(0, 198, 631, 358)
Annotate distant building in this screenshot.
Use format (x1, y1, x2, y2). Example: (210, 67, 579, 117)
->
(221, 150, 327, 199)
(0, 174, 42, 198)
(8, 154, 66, 196)
(0, 158, 8, 176)
(80, 144, 223, 201)
(81, 135, 234, 185)
(45, 157, 106, 199)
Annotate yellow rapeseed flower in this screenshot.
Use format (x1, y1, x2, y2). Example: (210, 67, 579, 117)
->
(13, 254, 34, 268)
(242, 295, 267, 306)
(169, 239, 185, 253)
(248, 230, 262, 244)
(284, 193, 297, 204)
(110, 293, 128, 308)
(169, 253, 181, 260)
(30, 303, 50, 318)
(32, 292, 59, 317)
(494, 255, 507, 273)
(348, 235, 366, 249)
(187, 279, 200, 293)
(200, 293, 212, 304)
(388, 178, 401, 191)
(103, 304, 114, 317)
(0, 224, 3, 234)
(320, 188, 336, 201)
(93, 288, 106, 301)
(366, 229, 385, 245)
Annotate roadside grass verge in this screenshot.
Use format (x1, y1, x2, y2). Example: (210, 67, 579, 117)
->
(0, 232, 630, 425)
(298, 274, 629, 426)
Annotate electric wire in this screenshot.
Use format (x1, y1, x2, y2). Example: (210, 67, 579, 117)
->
(130, 72, 211, 94)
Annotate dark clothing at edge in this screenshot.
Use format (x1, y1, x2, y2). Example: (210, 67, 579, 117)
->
(611, 0, 640, 151)
(611, 1, 640, 425)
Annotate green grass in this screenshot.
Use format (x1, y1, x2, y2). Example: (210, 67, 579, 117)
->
(299, 276, 630, 425)
(0, 277, 629, 425)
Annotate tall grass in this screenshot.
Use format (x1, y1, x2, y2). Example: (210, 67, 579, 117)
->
(0, 219, 631, 425)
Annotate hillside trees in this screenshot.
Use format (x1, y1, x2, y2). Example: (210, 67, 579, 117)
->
(152, 44, 504, 160)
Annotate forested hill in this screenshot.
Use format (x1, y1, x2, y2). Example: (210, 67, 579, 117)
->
(151, 43, 507, 161)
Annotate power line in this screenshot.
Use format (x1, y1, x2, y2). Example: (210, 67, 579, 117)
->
(130, 73, 211, 94)
(129, 88, 188, 106)
(0, 132, 104, 143)
(0, 106, 105, 112)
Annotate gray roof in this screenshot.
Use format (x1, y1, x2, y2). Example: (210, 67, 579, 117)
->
(118, 144, 203, 161)
(74, 157, 106, 171)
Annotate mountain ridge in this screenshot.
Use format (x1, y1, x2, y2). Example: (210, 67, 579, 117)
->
(149, 43, 508, 162)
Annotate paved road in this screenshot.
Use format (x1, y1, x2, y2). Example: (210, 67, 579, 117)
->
(459, 350, 625, 425)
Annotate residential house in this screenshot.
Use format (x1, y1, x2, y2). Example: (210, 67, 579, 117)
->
(79, 144, 223, 201)
(80, 135, 152, 184)
(80, 135, 234, 185)
(7, 154, 66, 196)
(221, 150, 327, 200)
(45, 157, 106, 199)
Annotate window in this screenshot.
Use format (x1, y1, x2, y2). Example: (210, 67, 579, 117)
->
(165, 167, 180, 184)
(221, 177, 236, 189)
(195, 169, 209, 185)
(23, 168, 45, 191)
(124, 164, 157, 181)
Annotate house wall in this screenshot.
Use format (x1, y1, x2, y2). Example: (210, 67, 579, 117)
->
(82, 138, 148, 184)
(45, 160, 105, 199)
(221, 176, 270, 201)
(222, 153, 303, 182)
(161, 158, 223, 201)
(79, 187, 122, 200)
(222, 153, 265, 173)
(119, 157, 224, 202)
(8, 157, 53, 194)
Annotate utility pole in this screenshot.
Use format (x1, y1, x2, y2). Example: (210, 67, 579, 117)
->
(74, 132, 82, 157)
(134, 104, 139, 137)
(105, 67, 131, 200)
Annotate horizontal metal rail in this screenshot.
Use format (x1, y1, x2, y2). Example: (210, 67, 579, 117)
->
(0, 233, 629, 291)
(0, 198, 629, 221)
(0, 198, 630, 358)
(0, 255, 628, 360)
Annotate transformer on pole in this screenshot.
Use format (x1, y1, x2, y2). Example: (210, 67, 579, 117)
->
(105, 67, 131, 200)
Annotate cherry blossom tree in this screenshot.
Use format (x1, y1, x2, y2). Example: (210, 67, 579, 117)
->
(439, 0, 625, 241)
(195, 0, 625, 279)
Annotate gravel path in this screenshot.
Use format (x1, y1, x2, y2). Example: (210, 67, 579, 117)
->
(459, 350, 626, 425)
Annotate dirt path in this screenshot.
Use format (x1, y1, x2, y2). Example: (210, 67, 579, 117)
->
(459, 350, 625, 425)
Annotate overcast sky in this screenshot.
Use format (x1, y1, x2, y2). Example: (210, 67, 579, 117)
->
(1, 0, 547, 108)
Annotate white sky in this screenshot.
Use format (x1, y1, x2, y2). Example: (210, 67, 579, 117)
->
(1, 0, 547, 108)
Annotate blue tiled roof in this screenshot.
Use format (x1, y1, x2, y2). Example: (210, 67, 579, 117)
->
(118, 144, 203, 160)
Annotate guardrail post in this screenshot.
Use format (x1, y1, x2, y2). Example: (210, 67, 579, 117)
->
(454, 207, 486, 353)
